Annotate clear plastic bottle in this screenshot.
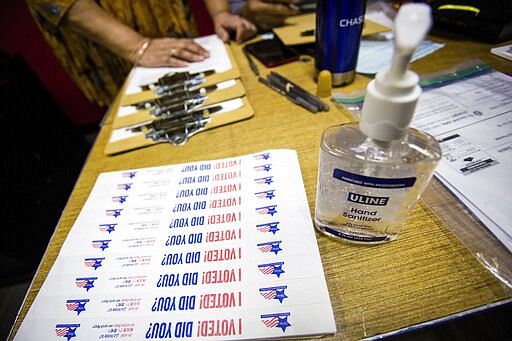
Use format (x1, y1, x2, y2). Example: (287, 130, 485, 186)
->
(315, 123, 441, 244)
(314, 3, 442, 244)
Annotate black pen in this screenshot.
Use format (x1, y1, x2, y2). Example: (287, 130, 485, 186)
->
(259, 77, 318, 113)
(268, 71, 330, 112)
(301, 29, 315, 36)
(243, 46, 259, 76)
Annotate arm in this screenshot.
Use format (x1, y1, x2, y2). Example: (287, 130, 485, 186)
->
(204, 0, 257, 43)
(64, 0, 209, 67)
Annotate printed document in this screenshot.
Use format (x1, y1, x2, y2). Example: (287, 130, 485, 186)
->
(412, 70, 512, 252)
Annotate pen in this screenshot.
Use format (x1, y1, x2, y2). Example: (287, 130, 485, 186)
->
(268, 72, 330, 112)
(243, 46, 259, 76)
(301, 29, 315, 36)
(258, 77, 319, 113)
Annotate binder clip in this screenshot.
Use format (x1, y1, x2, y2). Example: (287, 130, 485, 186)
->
(130, 106, 222, 146)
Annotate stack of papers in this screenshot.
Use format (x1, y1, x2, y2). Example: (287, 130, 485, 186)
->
(14, 150, 336, 340)
(412, 69, 512, 253)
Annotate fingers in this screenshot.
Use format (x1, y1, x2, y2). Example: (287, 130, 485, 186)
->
(235, 19, 258, 43)
(214, 13, 257, 44)
(215, 28, 230, 44)
(138, 38, 210, 67)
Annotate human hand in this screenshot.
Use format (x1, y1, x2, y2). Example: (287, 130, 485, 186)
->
(241, 0, 299, 31)
(212, 12, 257, 44)
(136, 37, 210, 67)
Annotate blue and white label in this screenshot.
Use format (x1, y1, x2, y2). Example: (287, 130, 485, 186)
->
(333, 169, 416, 189)
(328, 168, 418, 234)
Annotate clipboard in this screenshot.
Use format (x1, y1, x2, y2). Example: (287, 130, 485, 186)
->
(273, 12, 391, 46)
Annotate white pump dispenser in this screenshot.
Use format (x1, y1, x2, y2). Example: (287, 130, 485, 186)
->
(360, 4, 432, 142)
(314, 3, 442, 244)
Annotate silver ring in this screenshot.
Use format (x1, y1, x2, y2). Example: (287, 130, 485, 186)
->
(169, 49, 177, 57)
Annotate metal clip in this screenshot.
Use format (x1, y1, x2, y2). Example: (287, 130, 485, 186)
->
(140, 70, 215, 95)
(146, 113, 210, 146)
(134, 86, 211, 112)
(131, 106, 221, 146)
(149, 96, 207, 117)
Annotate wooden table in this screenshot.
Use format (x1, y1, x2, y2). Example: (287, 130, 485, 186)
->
(10, 29, 512, 340)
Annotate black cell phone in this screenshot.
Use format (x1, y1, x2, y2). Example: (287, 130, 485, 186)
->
(244, 38, 299, 67)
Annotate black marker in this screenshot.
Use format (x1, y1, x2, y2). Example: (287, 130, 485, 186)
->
(259, 77, 318, 113)
(243, 46, 259, 76)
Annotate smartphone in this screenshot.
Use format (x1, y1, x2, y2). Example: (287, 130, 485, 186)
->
(244, 38, 299, 67)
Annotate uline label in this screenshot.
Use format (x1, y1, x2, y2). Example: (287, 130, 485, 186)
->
(347, 192, 389, 206)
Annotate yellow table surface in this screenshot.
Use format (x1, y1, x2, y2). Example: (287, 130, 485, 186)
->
(10, 29, 512, 340)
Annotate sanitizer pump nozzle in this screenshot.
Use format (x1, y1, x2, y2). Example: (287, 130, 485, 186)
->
(360, 4, 432, 142)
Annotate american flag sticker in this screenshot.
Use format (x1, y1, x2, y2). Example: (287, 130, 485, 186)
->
(117, 183, 132, 191)
(92, 240, 111, 251)
(254, 164, 272, 172)
(122, 171, 137, 178)
(257, 241, 282, 255)
(256, 205, 277, 216)
(105, 209, 122, 218)
(256, 222, 280, 234)
(75, 277, 97, 291)
(253, 153, 271, 160)
(254, 176, 273, 185)
(65, 299, 89, 316)
(260, 312, 291, 332)
(255, 190, 276, 200)
(84, 257, 104, 270)
(259, 285, 288, 303)
(99, 223, 117, 233)
(55, 323, 80, 340)
(258, 262, 285, 278)
(111, 195, 127, 203)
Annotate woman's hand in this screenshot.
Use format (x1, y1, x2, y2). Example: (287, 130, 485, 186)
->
(137, 37, 210, 67)
(213, 11, 257, 43)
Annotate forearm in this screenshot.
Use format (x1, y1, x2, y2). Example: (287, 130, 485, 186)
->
(203, 0, 231, 20)
(64, 0, 145, 62)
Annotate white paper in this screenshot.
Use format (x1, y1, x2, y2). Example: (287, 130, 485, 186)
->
(411, 70, 512, 252)
(357, 38, 445, 75)
(491, 44, 512, 62)
(125, 35, 232, 95)
(14, 150, 336, 340)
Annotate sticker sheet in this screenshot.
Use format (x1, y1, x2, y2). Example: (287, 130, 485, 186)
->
(15, 149, 336, 340)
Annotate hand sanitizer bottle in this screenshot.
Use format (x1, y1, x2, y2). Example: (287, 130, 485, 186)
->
(314, 4, 442, 244)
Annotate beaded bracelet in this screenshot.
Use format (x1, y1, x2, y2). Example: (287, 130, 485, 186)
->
(133, 38, 152, 65)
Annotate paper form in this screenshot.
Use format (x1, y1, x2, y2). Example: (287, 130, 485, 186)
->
(412, 70, 512, 252)
(14, 149, 336, 340)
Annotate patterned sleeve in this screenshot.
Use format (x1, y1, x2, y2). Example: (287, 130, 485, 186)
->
(25, 0, 79, 26)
